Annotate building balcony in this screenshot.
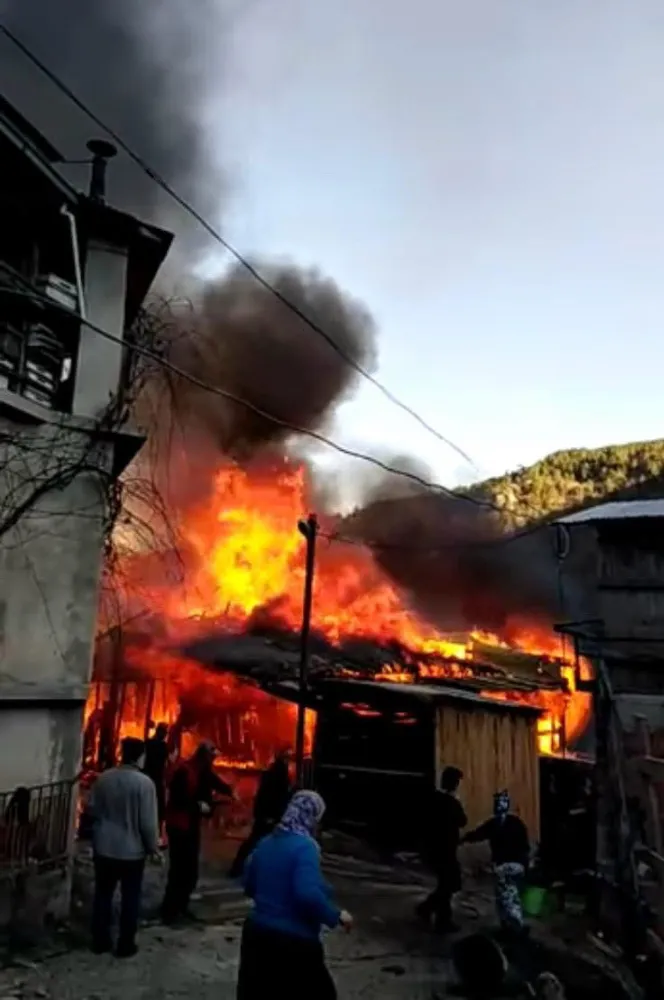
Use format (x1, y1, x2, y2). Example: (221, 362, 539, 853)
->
(0, 259, 80, 413)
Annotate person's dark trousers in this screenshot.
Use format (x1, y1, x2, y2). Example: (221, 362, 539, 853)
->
(155, 783, 165, 830)
(229, 818, 273, 878)
(237, 920, 337, 1000)
(417, 859, 459, 931)
(417, 879, 454, 929)
(161, 826, 200, 922)
(92, 855, 145, 955)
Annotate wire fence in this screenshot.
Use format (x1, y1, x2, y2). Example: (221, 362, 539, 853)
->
(0, 780, 72, 872)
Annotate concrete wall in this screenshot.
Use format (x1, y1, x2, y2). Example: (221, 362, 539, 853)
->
(0, 224, 131, 755)
(0, 707, 83, 789)
(0, 186, 152, 941)
(0, 413, 115, 935)
(0, 418, 110, 787)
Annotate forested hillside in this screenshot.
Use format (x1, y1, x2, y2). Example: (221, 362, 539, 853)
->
(474, 438, 664, 526)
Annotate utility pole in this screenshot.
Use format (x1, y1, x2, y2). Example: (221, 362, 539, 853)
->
(295, 513, 318, 787)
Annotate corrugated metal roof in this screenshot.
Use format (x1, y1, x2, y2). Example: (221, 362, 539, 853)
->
(558, 499, 664, 525)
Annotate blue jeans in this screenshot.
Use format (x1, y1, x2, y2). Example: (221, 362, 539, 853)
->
(92, 855, 145, 951)
(494, 862, 525, 929)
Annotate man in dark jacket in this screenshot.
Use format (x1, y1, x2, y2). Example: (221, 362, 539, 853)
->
(229, 747, 292, 878)
(161, 740, 234, 924)
(417, 766, 467, 931)
(143, 722, 169, 839)
(462, 790, 530, 932)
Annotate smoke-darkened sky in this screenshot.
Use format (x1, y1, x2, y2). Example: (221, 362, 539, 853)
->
(2, 2, 664, 491)
(0, 0, 229, 256)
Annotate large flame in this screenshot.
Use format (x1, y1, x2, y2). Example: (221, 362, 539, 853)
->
(93, 460, 591, 764)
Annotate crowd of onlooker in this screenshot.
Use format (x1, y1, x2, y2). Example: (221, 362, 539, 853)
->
(86, 733, 542, 999)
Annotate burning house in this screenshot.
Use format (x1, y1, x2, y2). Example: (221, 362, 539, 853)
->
(89, 458, 594, 792)
(0, 0, 595, 902)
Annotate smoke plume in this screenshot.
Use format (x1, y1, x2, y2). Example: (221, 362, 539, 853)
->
(0, 0, 227, 254)
(148, 260, 377, 458)
(0, 1, 378, 456)
(0, 3, 567, 641)
(342, 471, 563, 636)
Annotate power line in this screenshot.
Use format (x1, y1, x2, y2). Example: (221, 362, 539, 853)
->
(0, 21, 480, 474)
(5, 284, 511, 519)
(319, 521, 551, 554)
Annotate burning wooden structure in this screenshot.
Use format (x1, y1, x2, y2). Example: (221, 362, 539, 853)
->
(306, 678, 540, 850)
(84, 614, 591, 780)
(91, 457, 594, 771)
(83, 629, 306, 773)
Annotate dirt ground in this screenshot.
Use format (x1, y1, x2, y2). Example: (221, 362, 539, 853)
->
(0, 829, 637, 1000)
(0, 845, 452, 1000)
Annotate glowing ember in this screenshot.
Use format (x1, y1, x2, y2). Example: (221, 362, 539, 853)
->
(97, 460, 592, 762)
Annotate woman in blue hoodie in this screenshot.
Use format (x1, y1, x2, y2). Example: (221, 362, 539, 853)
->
(237, 790, 352, 1000)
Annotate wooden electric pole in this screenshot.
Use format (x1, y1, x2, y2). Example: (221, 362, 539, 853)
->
(295, 513, 318, 787)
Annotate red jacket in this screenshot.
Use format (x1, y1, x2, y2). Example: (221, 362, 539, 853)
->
(165, 758, 233, 833)
(165, 759, 201, 833)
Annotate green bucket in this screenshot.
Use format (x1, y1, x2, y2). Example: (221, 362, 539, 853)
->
(521, 885, 549, 918)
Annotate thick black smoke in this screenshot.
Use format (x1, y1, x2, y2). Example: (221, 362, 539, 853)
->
(0, 3, 377, 456)
(342, 472, 564, 637)
(0, 0, 227, 253)
(153, 260, 377, 457)
(1, 4, 568, 641)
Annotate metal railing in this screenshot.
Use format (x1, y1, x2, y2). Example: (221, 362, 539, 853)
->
(0, 780, 73, 872)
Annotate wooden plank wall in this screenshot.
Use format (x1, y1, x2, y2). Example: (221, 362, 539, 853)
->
(597, 531, 664, 658)
(628, 715, 664, 938)
(434, 704, 540, 840)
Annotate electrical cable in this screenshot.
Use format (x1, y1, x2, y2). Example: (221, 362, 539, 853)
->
(4, 284, 505, 518)
(318, 521, 553, 553)
(4, 320, 555, 559)
(5, 282, 561, 556)
(0, 21, 480, 473)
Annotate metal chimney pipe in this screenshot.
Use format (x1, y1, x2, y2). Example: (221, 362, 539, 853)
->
(86, 139, 118, 202)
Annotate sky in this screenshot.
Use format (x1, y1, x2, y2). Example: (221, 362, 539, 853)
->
(203, 0, 664, 487)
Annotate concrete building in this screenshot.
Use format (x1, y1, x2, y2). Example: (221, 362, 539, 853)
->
(0, 93, 172, 926)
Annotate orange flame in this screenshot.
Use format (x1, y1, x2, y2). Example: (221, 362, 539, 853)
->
(97, 461, 591, 762)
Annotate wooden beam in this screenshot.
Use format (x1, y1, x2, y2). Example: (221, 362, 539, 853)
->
(635, 717, 664, 857)
(635, 756, 664, 782)
(642, 848, 664, 879)
(646, 928, 664, 961)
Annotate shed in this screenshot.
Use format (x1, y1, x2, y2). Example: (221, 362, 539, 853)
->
(310, 679, 541, 850)
(556, 500, 664, 951)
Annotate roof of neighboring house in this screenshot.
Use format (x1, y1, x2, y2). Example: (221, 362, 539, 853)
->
(301, 677, 542, 717)
(0, 93, 77, 202)
(0, 93, 64, 164)
(558, 499, 664, 525)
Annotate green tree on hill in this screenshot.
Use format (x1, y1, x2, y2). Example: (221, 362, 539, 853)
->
(473, 438, 664, 526)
